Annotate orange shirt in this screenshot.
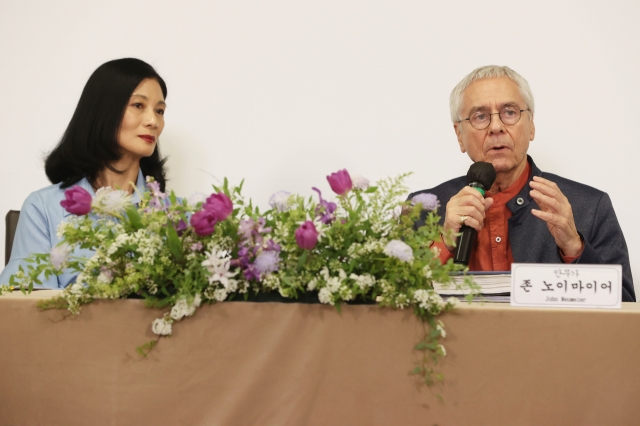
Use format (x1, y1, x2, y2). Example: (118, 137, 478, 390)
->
(432, 163, 581, 269)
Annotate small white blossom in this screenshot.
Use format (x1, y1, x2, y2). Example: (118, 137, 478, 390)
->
(383, 240, 414, 263)
(350, 273, 375, 289)
(213, 288, 228, 302)
(307, 278, 317, 291)
(392, 205, 403, 219)
(202, 248, 238, 289)
(439, 344, 447, 356)
(447, 297, 459, 308)
(423, 265, 433, 279)
(93, 187, 132, 215)
(151, 317, 172, 336)
(69, 282, 84, 296)
(318, 287, 333, 305)
(436, 321, 446, 339)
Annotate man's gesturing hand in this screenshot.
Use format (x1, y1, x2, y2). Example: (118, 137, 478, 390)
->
(442, 187, 494, 252)
(530, 176, 582, 257)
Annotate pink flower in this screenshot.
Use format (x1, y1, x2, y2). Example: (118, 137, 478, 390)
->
(295, 221, 319, 250)
(60, 186, 92, 215)
(327, 169, 353, 196)
(204, 192, 233, 221)
(190, 210, 217, 236)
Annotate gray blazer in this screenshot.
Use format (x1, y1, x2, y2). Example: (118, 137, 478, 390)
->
(409, 156, 635, 302)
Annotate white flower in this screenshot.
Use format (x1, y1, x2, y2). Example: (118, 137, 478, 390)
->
(69, 282, 84, 296)
(97, 268, 113, 284)
(50, 244, 72, 269)
(383, 240, 414, 263)
(439, 344, 447, 357)
(431, 246, 441, 258)
(202, 248, 238, 289)
(447, 297, 459, 308)
(254, 250, 280, 275)
(151, 317, 172, 336)
(307, 278, 317, 291)
(213, 288, 228, 302)
(318, 287, 333, 305)
(351, 175, 370, 190)
(436, 321, 446, 339)
(269, 191, 293, 212)
(350, 273, 375, 289)
(423, 265, 433, 279)
(392, 205, 403, 219)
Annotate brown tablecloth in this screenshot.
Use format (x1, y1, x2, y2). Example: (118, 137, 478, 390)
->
(1, 291, 639, 425)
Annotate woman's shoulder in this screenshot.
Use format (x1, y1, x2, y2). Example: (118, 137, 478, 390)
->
(22, 178, 90, 212)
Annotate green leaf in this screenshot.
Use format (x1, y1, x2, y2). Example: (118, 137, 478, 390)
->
(296, 251, 308, 272)
(125, 205, 143, 230)
(365, 186, 378, 193)
(166, 222, 184, 260)
(136, 340, 158, 358)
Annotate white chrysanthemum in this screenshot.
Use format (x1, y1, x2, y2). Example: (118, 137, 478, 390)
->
(318, 287, 333, 305)
(50, 244, 72, 269)
(351, 175, 370, 190)
(269, 191, 294, 212)
(383, 240, 414, 263)
(151, 317, 172, 336)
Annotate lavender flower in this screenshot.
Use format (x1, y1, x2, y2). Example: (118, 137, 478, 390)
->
(351, 175, 370, 191)
(204, 192, 233, 221)
(327, 169, 353, 196)
(60, 186, 92, 215)
(269, 191, 293, 212)
(190, 210, 216, 236)
(254, 250, 280, 275)
(50, 243, 72, 269)
(411, 193, 440, 211)
(383, 240, 414, 263)
(176, 219, 188, 236)
(295, 221, 319, 250)
(312, 187, 337, 224)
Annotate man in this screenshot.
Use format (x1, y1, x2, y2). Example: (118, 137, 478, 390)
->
(409, 65, 635, 302)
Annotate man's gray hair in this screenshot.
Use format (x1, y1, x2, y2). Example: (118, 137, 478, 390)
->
(449, 65, 535, 123)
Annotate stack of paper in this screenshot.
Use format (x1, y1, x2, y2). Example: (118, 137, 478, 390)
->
(433, 272, 511, 297)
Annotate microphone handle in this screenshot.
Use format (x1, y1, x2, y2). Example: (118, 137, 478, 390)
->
(454, 225, 476, 265)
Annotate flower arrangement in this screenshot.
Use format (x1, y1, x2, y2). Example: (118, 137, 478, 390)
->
(2, 169, 475, 385)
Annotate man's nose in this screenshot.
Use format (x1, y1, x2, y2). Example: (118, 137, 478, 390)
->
(488, 112, 505, 133)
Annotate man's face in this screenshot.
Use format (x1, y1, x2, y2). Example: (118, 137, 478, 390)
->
(454, 77, 535, 176)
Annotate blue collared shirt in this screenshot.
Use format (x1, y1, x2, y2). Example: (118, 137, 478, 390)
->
(0, 172, 147, 289)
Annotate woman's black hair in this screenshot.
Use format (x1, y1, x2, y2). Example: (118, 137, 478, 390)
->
(45, 58, 168, 191)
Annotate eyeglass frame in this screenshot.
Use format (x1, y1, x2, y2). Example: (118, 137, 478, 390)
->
(459, 106, 531, 130)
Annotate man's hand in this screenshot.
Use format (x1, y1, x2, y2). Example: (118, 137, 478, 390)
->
(442, 187, 494, 252)
(530, 176, 582, 257)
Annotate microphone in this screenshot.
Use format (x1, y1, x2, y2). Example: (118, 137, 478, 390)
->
(453, 162, 497, 265)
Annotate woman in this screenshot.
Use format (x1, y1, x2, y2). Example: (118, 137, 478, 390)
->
(0, 58, 168, 288)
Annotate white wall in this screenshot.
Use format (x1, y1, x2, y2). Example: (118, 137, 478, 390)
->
(1, 1, 639, 290)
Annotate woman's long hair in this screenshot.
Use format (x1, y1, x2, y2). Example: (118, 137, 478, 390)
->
(45, 58, 168, 191)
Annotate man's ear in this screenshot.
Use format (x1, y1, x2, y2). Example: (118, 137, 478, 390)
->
(454, 122, 466, 153)
(529, 115, 536, 141)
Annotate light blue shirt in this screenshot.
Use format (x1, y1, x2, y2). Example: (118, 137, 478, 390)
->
(0, 172, 147, 289)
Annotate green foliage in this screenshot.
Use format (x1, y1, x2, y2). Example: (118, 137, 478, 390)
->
(3, 173, 479, 388)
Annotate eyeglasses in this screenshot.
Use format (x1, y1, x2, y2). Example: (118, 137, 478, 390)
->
(461, 106, 530, 130)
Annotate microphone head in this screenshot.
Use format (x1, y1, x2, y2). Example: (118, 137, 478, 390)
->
(467, 162, 497, 190)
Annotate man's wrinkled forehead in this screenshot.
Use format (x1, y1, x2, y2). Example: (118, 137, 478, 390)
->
(461, 77, 526, 113)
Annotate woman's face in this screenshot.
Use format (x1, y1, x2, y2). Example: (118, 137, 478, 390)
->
(117, 78, 166, 160)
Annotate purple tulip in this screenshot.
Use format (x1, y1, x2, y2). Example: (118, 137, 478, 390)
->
(204, 192, 233, 221)
(295, 221, 319, 250)
(190, 210, 217, 236)
(327, 169, 353, 196)
(60, 186, 92, 215)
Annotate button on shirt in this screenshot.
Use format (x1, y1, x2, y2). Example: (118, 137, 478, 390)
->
(0, 171, 147, 289)
(433, 162, 581, 269)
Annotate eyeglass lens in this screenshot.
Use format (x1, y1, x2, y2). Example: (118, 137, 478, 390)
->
(469, 106, 522, 129)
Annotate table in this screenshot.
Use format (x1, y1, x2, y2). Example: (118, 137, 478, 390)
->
(1, 291, 639, 425)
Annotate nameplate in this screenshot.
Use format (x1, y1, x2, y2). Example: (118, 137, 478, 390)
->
(511, 264, 622, 309)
